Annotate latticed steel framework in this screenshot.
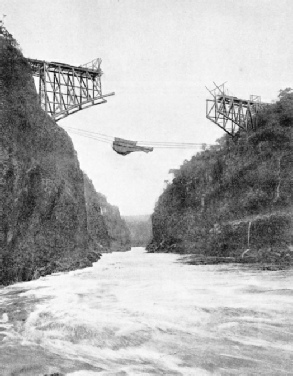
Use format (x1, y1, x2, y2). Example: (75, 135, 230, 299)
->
(28, 58, 114, 121)
(206, 83, 266, 137)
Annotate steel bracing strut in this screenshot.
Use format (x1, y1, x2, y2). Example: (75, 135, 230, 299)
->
(206, 83, 267, 137)
(28, 58, 114, 122)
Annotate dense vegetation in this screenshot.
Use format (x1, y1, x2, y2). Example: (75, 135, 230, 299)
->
(148, 89, 293, 267)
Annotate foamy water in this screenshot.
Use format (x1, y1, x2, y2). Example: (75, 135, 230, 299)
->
(1, 247, 293, 375)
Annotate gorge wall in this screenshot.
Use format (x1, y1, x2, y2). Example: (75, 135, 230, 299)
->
(84, 174, 131, 253)
(0, 36, 129, 285)
(148, 90, 293, 267)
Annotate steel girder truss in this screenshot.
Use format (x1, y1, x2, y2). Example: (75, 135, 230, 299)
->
(28, 58, 114, 121)
(206, 83, 266, 137)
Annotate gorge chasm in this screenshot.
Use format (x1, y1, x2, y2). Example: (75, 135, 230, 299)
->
(2, 32, 293, 288)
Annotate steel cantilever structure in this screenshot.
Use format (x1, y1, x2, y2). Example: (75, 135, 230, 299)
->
(206, 83, 267, 137)
(27, 58, 114, 121)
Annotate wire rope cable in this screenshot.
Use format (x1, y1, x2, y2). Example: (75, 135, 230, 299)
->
(62, 125, 213, 149)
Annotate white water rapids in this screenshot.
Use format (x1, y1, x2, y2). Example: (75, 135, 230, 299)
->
(0, 247, 293, 375)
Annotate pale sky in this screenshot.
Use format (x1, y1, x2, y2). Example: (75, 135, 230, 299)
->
(2, 0, 293, 215)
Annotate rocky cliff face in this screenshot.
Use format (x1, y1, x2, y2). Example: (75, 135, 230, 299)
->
(0, 37, 119, 285)
(83, 174, 131, 252)
(148, 90, 293, 268)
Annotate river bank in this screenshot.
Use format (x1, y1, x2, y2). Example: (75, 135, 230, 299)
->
(177, 253, 293, 271)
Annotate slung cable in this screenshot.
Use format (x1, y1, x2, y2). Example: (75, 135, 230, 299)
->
(63, 126, 213, 149)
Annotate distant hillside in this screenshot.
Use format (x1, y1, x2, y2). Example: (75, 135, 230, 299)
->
(123, 215, 153, 247)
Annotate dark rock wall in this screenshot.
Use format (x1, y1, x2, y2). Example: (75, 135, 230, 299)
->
(102, 205, 131, 252)
(83, 173, 131, 253)
(83, 174, 111, 252)
(87, 181, 131, 252)
(0, 39, 103, 284)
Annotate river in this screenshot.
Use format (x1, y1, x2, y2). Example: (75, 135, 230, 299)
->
(0, 247, 293, 375)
